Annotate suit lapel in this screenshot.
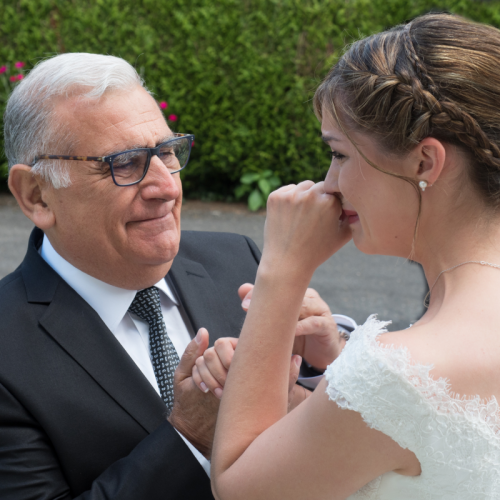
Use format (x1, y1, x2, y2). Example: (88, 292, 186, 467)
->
(23, 228, 231, 434)
(38, 281, 167, 433)
(169, 257, 234, 346)
(21, 229, 166, 434)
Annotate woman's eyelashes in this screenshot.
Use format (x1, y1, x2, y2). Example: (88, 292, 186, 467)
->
(330, 150, 346, 161)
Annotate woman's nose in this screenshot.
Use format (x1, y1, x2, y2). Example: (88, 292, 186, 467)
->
(324, 162, 340, 194)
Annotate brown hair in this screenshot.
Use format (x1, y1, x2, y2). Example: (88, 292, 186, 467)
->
(314, 13, 500, 208)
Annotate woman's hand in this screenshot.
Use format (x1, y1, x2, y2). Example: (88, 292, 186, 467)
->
(192, 336, 238, 399)
(192, 332, 302, 405)
(262, 181, 351, 278)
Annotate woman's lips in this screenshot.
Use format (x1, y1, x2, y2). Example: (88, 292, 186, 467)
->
(343, 209, 359, 224)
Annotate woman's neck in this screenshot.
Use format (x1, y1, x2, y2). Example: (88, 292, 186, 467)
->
(415, 200, 500, 316)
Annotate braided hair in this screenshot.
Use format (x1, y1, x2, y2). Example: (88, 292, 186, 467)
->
(314, 13, 500, 207)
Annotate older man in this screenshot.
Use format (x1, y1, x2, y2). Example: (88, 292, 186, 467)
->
(1, 53, 351, 499)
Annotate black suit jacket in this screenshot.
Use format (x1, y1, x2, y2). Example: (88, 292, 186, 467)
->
(0, 228, 260, 499)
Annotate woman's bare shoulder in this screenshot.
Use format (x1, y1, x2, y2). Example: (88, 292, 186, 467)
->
(377, 321, 500, 401)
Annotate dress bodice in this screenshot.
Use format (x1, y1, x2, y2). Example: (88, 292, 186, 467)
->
(325, 315, 500, 499)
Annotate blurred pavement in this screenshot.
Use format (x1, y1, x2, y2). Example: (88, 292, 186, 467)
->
(0, 196, 426, 331)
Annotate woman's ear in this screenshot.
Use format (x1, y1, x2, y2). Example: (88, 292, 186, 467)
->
(412, 137, 447, 188)
(8, 164, 56, 230)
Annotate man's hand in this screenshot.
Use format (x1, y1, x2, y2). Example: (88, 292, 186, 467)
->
(168, 328, 219, 460)
(239, 284, 346, 370)
(192, 337, 303, 410)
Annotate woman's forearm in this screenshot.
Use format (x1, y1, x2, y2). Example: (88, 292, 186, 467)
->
(211, 182, 348, 497)
(211, 261, 312, 477)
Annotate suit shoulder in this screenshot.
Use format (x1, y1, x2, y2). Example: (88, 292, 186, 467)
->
(180, 230, 248, 245)
(0, 268, 33, 339)
(180, 230, 257, 252)
(178, 230, 260, 265)
(0, 267, 24, 297)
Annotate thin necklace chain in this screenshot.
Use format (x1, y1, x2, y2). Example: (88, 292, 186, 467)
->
(424, 260, 500, 308)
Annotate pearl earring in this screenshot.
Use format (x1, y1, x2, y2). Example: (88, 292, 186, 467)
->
(419, 181, 428, 192)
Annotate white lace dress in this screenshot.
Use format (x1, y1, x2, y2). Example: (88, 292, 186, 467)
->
(325, 315, 500, 499)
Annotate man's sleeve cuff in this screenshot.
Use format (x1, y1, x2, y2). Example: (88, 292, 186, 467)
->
(174, 429, 211, 477)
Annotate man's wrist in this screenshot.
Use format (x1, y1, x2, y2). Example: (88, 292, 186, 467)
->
(168, 413, 212, 459)
(171, 426, 212, 476)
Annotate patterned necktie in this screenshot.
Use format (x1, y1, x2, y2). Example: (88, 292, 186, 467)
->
(128, 286, 180, 413)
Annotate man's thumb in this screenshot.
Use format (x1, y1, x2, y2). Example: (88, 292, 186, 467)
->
(288, 354, 302, 394)
(176, 328, 209, 381)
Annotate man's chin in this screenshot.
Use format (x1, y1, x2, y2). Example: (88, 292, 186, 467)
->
(127, 212, 178, 238)
(129, 238, 180, 267)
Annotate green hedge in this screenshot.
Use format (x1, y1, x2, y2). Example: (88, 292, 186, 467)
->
(2, 0, 500, 199)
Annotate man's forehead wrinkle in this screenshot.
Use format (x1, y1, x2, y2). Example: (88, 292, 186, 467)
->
(99, 113, 171, 155)
(100, 132, 174, 157)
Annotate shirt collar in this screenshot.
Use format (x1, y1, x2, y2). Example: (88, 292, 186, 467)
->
(154, 273, 179, 306)
(40, 235, 178, 332)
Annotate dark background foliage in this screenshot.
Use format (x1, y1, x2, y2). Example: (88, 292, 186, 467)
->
(1, 0, 499, 199)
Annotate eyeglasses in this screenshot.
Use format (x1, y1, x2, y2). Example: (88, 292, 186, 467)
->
(31, 133, 195, 187)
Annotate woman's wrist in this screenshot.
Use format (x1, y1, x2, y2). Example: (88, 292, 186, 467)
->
(257, 255, 315, 287)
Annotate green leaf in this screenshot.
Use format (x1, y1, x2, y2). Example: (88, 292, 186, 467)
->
(258, 178, 271, 198)
(240, 172, 260, 185)
(248, 189, 263, 211)
(234, 184, 250, 199)
(268, 176, 281, 189)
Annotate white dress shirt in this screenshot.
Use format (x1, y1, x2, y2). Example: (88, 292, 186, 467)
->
(40, 235, 211, 476)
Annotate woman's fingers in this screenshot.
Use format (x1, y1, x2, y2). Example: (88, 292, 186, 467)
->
(238, 283, 254, 311)
(191, 338, 238, 399)
(214, 337, 238, 369)
(192, 363, 210, 394)
(263, 180, 351, 276)
(195, 355, 224, 399)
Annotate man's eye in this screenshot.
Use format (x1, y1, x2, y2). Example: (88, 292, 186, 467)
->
(159, 149, 174, 158)
(330, 151, 345, 161)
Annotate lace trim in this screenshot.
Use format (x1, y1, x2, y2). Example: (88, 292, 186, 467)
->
(328, 314, 500, 434)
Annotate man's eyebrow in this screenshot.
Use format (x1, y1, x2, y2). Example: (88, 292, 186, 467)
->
(103, 135, 175, 156)
(321, 134, 342, 143)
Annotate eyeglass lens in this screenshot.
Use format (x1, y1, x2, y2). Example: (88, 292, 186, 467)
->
(111, 136, 191, 185)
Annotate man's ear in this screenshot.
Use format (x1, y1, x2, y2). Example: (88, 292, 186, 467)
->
(8, 164, 56, 230)
(412, 137, 447, 188)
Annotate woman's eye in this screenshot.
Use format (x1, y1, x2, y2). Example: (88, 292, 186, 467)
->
(330, 150, 345, 161)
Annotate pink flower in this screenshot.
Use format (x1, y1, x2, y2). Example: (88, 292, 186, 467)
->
(160, 101, 168, 109)
(16, 74, 24, 80)
(168, 114, 178, 122)
(14, 61, 25, 68)
(0, 66, 6, 74)
(9, 76, 16, 82)
(191, 141, 195, 147)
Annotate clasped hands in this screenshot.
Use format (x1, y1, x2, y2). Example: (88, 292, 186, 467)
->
(168, 283, 346, 459)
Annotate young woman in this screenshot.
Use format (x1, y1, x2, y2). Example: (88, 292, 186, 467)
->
(208, 13, 500, 499)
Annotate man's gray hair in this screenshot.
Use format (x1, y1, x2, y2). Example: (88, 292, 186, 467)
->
(4, 53, 146, 188)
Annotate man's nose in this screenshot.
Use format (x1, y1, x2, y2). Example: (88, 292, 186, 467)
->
(139, 154, 180, 200)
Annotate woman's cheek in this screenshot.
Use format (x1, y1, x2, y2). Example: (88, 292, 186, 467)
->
(338, 169, 359, 204)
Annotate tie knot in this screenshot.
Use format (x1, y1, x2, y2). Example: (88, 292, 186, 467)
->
(128, 286, 162, 324)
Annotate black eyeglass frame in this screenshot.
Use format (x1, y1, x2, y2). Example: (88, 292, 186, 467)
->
(31, 132, 195, 187)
